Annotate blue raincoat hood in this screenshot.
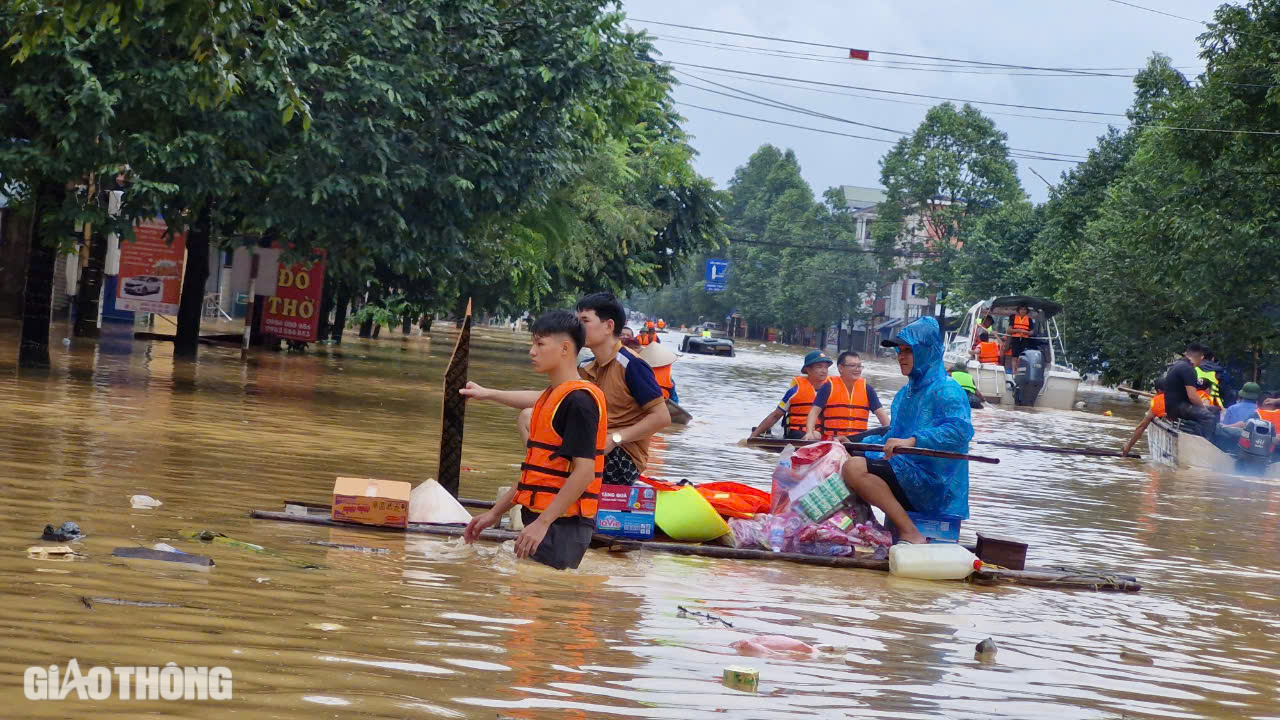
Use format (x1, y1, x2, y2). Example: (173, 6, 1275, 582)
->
(867, 316, 973, 518)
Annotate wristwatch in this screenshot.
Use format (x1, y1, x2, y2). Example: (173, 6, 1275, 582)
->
(612, 432, 623, 445)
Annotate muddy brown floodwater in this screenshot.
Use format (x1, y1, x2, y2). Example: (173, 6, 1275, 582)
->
(1, 320, 1278, 719)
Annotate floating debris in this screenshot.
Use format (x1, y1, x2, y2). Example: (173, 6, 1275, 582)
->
(975, 637, 998, 660)
(42, 522, 85, 542)
(111, 547, 213, 570)
(306, 541, 390, 554)
(27, 546, 81, 561)
(676, 605, 733, 627)
(130, 495, 163, 509)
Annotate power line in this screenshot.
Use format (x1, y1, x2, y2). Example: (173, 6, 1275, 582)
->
(677, 71, 1088, 159)
(666, 61, 1127, 117)
(681, 66, 1280, 135)
(1101, 0, 1204, 24)
(683, 67, 1115, 126)
(674, 101, 1083, 163)
(654, 36, 1140, 78)
(653, 34, 1179, 72)
(632, 18, 1126, 77)
(730, 237, 938, 257)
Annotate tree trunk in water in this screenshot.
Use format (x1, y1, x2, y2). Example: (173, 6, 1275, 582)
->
(19, 183, 63, 369)
(73, 231, 108, 338)
(316, 280, 334, 342)
(174, 206, 212, 357)
(401, 315, 412, 334)
(330, 289, 349, 343)
(420, 315, 433, 333)
(358, 316, 374, 338)
(249, 295, 267, 346)
(372, 323, 381, 338)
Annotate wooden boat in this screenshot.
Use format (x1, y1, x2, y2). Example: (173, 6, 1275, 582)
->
(1147, 417, 1280, 477)
(250, 501, 1141, 592)
(666, 399, 692, 426)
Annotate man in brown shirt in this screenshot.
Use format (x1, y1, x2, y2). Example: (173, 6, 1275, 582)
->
(459, 293, 670, 486)
(574, 293, 670, 483)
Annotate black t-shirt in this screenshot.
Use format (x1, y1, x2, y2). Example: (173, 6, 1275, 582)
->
(1163, 358, 1199, 409)
(550, 389, 601, 461)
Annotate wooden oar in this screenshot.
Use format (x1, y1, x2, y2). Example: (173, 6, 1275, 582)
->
(741, 437, 998, 464)
(744, 436, 1138, 460)
(1117, 386, 1155, 398)
(666, 399, 693, 426)
(977, 441, 1140, 459)
(437, 299, 472, 498)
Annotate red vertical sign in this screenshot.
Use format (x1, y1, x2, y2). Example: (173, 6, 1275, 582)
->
(259, 252, 326, 342)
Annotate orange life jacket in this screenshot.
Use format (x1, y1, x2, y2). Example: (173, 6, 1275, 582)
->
(1257, 407, 1280, 426)
(637, 332, 656, 346)
(516, 381, 606, 518)
(785, 376, 827, 433)
(822, 376, 870, 439)
(1149, 393, 1165, 419)
(1009, 314, 1032, 339)
(657, 320, 666, 329)
(977, 341, 1001, 364)
(653, 364, 674, 400)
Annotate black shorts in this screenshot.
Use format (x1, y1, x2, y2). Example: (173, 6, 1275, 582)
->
(603, 447, 641, 486)
(520, 508, 594, 570)
(864, 457, 916, 512)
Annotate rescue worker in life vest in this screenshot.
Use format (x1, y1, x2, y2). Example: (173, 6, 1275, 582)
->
(970, 331, 1001, 365)
(462, 311, 605, 570)
(804, 351, 889, 440)
(638, 322, 659, 346)
(950, 361, 987, 408)
(1006, 305, 1035, 370)
(746, 351, 833, 441)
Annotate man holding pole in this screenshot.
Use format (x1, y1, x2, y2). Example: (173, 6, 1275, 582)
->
(839, 316, 974, 545)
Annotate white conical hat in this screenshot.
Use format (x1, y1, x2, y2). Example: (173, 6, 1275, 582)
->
(639, 342, 677, 368)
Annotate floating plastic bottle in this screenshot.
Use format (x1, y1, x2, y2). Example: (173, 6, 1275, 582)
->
(888, 543, 981, 580)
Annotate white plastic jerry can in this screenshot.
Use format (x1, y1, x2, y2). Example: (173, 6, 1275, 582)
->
(888, 543, 982, 580)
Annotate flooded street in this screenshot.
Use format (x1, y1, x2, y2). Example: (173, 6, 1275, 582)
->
(2, 321, 1278, 719)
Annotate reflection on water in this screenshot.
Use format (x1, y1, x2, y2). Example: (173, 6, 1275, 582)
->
(1, 321, 1278, 718)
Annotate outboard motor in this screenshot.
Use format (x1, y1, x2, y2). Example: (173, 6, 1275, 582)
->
(1013, 349, 1045, 406)
(1236, 418, 1276, 475)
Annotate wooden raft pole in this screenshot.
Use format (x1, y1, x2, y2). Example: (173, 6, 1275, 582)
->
(743, 436, 1139, 460)
(1117, 385, 1155, 398)
(249, 508, 1142, 592)
(437, 299, 472, 498)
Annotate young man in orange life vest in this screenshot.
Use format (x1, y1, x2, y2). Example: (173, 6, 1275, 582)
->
(461, 311, 606, 570)
(970, 331, 1001, 365)
(746, 351, 833, 441)
(805, 351, 889, 441)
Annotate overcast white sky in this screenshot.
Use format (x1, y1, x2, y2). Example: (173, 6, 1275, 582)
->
(620, 1, 1223, 202)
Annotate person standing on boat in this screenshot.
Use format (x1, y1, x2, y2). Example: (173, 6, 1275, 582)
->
(838, 316, 973, 546)
(1005, 305, 1035, 371)
(462, 311, 605, 570)
(949, 361, 987, 408)
(1161, 343, 1218, 438)
(805, 351, 889, 440)
(746, 351, 833, 441)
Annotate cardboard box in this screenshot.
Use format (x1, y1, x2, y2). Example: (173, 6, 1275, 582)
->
(332, 477, 411, 529)
(595, 484, 656, 539)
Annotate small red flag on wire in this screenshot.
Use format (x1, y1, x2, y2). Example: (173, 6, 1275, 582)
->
(849, 49, 870, 60)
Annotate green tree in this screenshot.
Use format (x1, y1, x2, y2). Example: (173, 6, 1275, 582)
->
(871, 103, 1024, 310)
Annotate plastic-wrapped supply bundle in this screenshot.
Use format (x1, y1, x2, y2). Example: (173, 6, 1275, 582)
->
(727, 512, 892, 555)
(770, 441, 850, 515)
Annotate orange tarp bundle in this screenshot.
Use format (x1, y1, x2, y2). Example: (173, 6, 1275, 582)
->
(638, 477, 771, 519)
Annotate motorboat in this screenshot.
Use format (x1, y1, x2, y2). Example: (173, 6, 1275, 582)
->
(1147, 416, 1280, 478)
(943, 295, 1081, 410)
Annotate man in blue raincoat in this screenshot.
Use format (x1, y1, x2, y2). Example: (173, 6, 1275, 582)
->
(840, 316, 973, 544)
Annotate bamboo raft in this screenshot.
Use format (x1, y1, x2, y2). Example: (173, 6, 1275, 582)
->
(250, 501, 1142, 592)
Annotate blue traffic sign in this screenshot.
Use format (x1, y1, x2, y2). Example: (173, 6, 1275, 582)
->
(705, 258, 729, 292)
